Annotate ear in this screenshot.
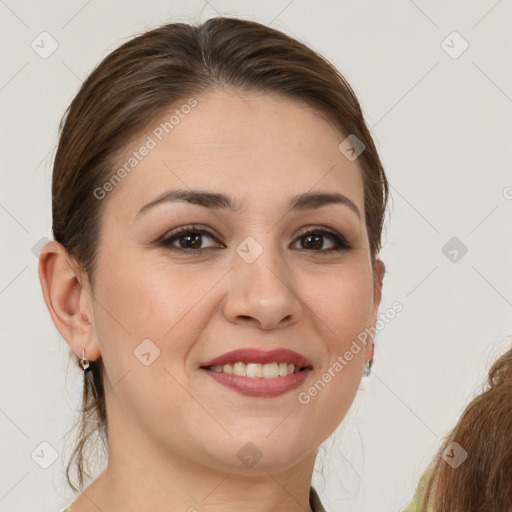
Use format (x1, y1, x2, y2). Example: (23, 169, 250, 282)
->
(367, 258, 385, 360)
(38, 241, 101, 362)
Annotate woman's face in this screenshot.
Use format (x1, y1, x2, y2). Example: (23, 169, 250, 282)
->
(87, 88, 384, 474)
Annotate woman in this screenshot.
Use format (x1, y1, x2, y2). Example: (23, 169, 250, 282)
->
(405, 345, 512, 511)
(38, 17, 388, 511)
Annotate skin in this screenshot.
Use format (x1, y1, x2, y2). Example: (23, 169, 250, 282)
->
(39, 88, 385, 512)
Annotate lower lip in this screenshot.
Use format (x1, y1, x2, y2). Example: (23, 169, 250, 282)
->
(201, 368, 311, 398)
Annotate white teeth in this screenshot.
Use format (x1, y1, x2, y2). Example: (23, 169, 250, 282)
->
(246, 363, 263, 378)
(278, 362, 288, 376)
(233, 362, 246, 376)
(208, 361, 300, 378)
(263, 362, 279, 378)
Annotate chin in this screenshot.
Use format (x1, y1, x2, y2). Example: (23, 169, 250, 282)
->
(197, 428, 317, 475)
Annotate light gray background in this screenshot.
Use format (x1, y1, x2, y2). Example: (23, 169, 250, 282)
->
(1, 1, 511, 511)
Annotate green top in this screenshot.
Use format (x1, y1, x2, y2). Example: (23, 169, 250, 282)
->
(60, 486, 327, 511)
(403, 491, 420, 512)
(403, 470, 432, 512)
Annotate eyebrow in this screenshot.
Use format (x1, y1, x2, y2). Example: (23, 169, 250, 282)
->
(137, 189, 361, 219)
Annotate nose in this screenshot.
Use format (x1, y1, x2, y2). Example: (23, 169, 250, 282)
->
(222, 242, 303, 330)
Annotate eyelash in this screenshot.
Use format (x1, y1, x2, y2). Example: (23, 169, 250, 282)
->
(159, 224, 352, 253)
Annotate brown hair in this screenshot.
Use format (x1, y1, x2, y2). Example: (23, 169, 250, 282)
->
(51, 16, 389, 491)
(416, 345, 512, 511)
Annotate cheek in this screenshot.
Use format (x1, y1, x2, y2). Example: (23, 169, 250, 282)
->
(90, 254, 209, 432)
(91, 251, 226, 376)
(303, 260, 375, 347)
(293, 263, 373, 434)
(93, 262, 188, 341)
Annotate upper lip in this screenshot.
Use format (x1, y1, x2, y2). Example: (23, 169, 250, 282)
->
(200, 348, 312, 369)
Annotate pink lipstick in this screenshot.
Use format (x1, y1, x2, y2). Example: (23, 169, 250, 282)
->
(200, 348, 312, 398)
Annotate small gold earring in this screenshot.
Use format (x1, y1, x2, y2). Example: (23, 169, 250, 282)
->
(363, 358, 373, 377)
(79, 349, 90, 371)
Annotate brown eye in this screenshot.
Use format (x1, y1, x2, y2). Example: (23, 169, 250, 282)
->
(176, 232, 203, 250)
(292, 228, 352, 253)
(300, 233, 325, 250)
(160, 225, 222, 251)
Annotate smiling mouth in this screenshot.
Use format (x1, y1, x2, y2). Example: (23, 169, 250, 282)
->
(200, 361, 312, 398)
(202, 361, 307, 378)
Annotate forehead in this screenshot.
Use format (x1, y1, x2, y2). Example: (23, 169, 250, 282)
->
(102, 88, 365, 220)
